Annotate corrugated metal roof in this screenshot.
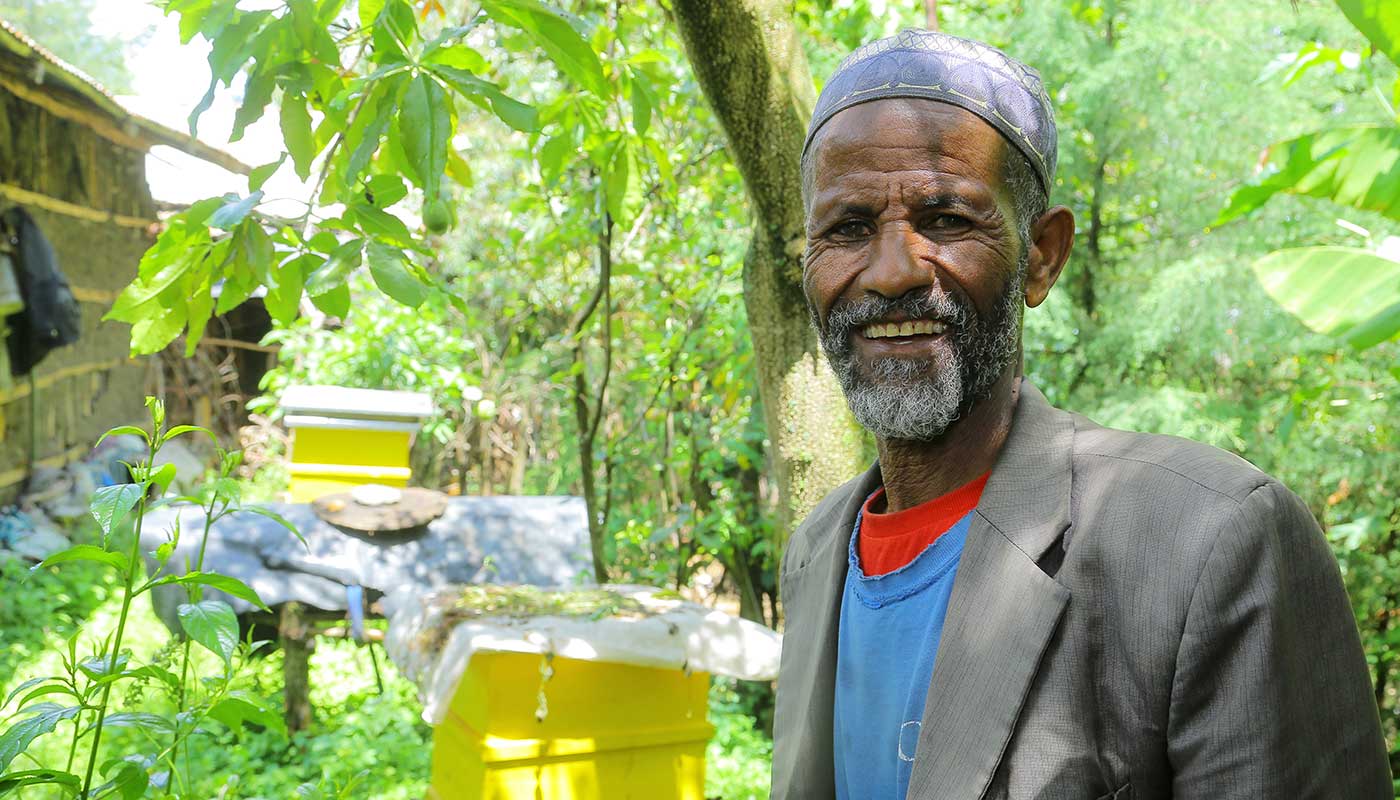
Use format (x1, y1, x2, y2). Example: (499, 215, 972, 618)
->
(0, 17, 252, 174)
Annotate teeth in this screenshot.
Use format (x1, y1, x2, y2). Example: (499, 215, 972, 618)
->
(861, 320, 948, 339)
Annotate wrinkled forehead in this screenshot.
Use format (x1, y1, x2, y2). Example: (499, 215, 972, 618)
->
(805, 99, 1010, 200)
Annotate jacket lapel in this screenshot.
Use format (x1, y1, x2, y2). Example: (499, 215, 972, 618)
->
(771, 463, 881, 799)
(907, 381, 1075, 800)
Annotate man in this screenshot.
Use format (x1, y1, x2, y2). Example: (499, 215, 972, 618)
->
(772, 29, 1390, 800)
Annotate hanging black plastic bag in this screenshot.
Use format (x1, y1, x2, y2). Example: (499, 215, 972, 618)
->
(1, 206, 81, 376)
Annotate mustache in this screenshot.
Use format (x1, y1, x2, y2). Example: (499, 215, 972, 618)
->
(823, 290, 973, 342)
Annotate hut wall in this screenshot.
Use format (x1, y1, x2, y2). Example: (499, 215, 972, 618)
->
(0, 69, 155, 498)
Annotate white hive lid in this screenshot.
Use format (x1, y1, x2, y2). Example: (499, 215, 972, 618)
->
(279, 385, 434, 420)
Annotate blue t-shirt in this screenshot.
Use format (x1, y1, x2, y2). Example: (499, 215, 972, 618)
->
(833, 506, 972, 799)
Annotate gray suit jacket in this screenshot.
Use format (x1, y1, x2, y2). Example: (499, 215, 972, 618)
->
(772, 382, 1389, 800)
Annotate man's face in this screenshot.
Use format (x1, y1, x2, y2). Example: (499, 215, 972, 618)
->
(803, 98, 1027, 442)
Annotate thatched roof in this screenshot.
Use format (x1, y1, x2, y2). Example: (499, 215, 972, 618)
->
(0, 18, 250, 174)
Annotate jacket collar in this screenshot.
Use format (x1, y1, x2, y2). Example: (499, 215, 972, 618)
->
(907, 379, 1075, 799)
(973, 378, 1075, 563)
(772, 379, 1076, 800)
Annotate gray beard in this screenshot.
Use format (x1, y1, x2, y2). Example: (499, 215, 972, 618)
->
(817, 262, 1025, 442)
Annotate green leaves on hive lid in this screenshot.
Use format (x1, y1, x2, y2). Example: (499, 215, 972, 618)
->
(1251, 246, 1400, 348)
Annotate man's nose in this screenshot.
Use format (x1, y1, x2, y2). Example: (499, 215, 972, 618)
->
(858, 224, 932, 299)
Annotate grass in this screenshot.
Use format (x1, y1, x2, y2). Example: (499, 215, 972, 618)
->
(1, 551, 772, 798)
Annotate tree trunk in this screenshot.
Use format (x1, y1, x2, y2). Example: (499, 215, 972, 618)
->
(571, 212, 614, 583)
(671, 0, 866, 544)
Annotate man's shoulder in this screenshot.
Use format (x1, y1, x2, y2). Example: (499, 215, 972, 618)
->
(1067, 409, 1280, 515)
(783, 468, 872, 577)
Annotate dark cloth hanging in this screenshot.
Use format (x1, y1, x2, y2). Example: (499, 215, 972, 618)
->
(1, 206, 81, 375)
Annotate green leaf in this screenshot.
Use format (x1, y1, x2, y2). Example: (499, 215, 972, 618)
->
(188, 79, 218, 138)
(349, 203, 416, 246)
(605, 139, 642, 226)
(90, 484, 144, 535)
(1217, 126, 1400, 225)
(124, 664, 180, 690)
(281, 93, 317, 181)
(12, 683, 78, 710)
(178, 600, 240, 666)
(249, 154, 287, 193)
(231, 70, 276, 142)
(4, 678, 52, 709)
(1252, 246, 1400, 349)
(343, 76, 405, 186)
(207, 692, 286, 736)
(208, 191, 265, 229)
(367, 242, 428, 307)
(539, 134, 574, 188)
(96, 425, 150, 447)
(481, 0, 607, 97)
(309, 282, 351, 318)
(1336, 0, 1400, 67)
(91, 713, 176, 737)
(149, 572, 269, 610)
(106, 246, 200, 318)
(164, 424, 217, 445)
(358, 0, 385, 30)
(266, 253, 314, 325)
(127, 306, 188, 356)
(397, 73, 452, 198)
(426, 64, 538, 132)
(364, 174, 408, 208)
(100, 760, 149, 800)
(0, 705, 80, 772)
(78, 651, 131, 681)
(424, 42, 489, 74)
(243, 505, 306, 546)
(0, 769, 81, 795)
(305, 238, 364, 295)
(446, 148, 473, 186)
(185, 273, 216, 356)
(149, 462, 179, 495)
(35, 544, 129, 573)
(630, 71, 653, 136)
(643, 137, 674, 193)
(384, 0, 418, 46)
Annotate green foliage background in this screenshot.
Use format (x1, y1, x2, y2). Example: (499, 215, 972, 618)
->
(242, 0, 1400, 777)
(4, 0, 1400, 795)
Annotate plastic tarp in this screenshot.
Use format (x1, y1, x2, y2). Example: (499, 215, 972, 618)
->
(138, 496, 591, 633)
(383, 584, 783, 726)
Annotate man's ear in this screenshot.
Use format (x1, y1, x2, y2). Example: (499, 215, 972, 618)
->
(1024, 205, 1075, 308)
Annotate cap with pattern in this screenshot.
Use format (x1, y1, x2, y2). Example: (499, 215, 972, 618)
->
(804, 29, 1057, 195)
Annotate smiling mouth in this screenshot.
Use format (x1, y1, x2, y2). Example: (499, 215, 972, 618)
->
(861, 319, 948, 339)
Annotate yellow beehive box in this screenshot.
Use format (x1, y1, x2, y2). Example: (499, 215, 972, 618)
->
(279, 385, 433, 502)
(428, 651, 713, 800)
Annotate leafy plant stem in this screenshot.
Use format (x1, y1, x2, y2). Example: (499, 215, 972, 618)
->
(79, 465, 154, 798)
(168, 490, 225, 794)
(64, 708, 83, 773)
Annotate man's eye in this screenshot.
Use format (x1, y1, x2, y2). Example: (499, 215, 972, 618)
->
(925, 214, 970, 231)
(829, 220, 872, 239)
